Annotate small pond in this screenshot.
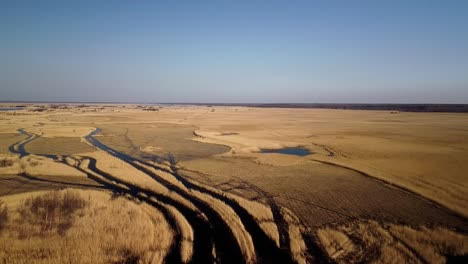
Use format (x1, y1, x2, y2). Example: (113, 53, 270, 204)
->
(259, 147, 311, 156)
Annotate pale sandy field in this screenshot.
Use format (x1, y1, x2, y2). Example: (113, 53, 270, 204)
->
(0, 104, 467, 263)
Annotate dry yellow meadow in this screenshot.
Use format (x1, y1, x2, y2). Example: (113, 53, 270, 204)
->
(0, 104, 467, 263)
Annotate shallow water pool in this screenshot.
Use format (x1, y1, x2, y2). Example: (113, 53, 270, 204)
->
(259, 147, 311, 156)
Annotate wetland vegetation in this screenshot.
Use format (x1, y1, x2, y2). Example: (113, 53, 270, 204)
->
(0, 104, 467, 263)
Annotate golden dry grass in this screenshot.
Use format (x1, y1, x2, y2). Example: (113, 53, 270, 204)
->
(317, 228, 355, 260)
(179, 156, 467, 233)
(1, 104, 467, 263)
(190, 188, 257, 263)
(0, 155, 86, 178)
(0, 189, 174, 264)
(78, 150, 200, 213)
(153, 201, 194, 263)
(7, 104, 467, 219)
(390, 225, 468, 263)
(180, 108, 468, 218)
(183, 176, 280, 246)
(25, 125, 95, 138)
(316, 220, 468, 263)
(77, 151, 260, 263)
(281, 207, 308, 264)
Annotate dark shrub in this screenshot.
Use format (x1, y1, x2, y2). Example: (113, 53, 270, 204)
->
(17, 190, 88, 234)
(0, 200, 8, 231)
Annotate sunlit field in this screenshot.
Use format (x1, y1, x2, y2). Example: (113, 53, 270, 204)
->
(0, 104, 467, 263)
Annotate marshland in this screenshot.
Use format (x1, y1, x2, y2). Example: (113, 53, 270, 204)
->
(0, 104, 467, 263)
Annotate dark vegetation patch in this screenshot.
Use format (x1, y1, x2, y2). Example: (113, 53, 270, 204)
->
(29, 108, 48, 112)
(16, 190, 88, 236)
(247, 103, 468, 112)
(141, 106, 159, 111)
(49, 104, 70, 109)
(0, 200, 7, 231)
(220, 132, 239, 136)
(0, 158, 14, 167)
(166, 103, 468, 113)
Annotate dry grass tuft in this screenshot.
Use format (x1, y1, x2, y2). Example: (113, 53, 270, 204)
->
(183, 176, 280, 246)
(317, 220, 468, 263)
(161, 203, 194, 263)
(390, 225, 468, 263)
(317, 228, 355, 260)
(0, 158, 14, 167)
(0, 200, 7, 231)
(0, 155, 20, 175)
(16, 190, 87, 236)
(0, 189, 174, 264)
(281, 207, 307, 264)
(191, 189, 257, 263)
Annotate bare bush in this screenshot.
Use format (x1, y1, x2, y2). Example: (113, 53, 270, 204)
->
(0, 159, 14, 167)
(29, 160, 40, 167)
(0, 190, 173, 264)
(29, 107, 48, 112)
(0, 200, 7, 231)
(17, 190, 88, 235)
(142, 107, 159, 111)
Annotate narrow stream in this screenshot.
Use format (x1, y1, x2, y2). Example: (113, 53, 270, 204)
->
(14, 128, 296, 264)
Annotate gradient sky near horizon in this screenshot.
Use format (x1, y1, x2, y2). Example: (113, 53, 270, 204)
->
(1, 1, 468, 103)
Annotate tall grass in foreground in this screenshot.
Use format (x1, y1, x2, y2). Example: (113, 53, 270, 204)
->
(0, 189, 173, 264)
(316, 220, 468, 263)
(0, 200, 7, 231)
(16, 190, 87, 236)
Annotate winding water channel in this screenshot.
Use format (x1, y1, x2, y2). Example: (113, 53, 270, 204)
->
(8, 127, 468, 263)
(10, 128, 296, 264)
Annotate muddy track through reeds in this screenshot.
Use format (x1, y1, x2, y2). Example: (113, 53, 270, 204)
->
(9, 127, 467, 263)
(12, 128, 286, 263)
(9, 129, 187, 263)
(178, 168, 294, 253)
(86, 129, 293, 263)
(100, 125, 297, 261)
(234, 179, 293, 249)
(170, 169, 293, 263)
(79, 157, 213, 263)
(74, 158, 188, 264)
(99, 127, 295, 261)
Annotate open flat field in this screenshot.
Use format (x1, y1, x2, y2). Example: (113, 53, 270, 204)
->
(0, 104, 467, 263)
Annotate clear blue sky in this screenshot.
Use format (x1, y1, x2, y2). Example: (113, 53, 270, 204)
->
(1, 1, 467, 103)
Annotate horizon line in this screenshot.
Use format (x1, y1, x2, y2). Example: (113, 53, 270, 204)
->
(1, 100, 468, 105)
